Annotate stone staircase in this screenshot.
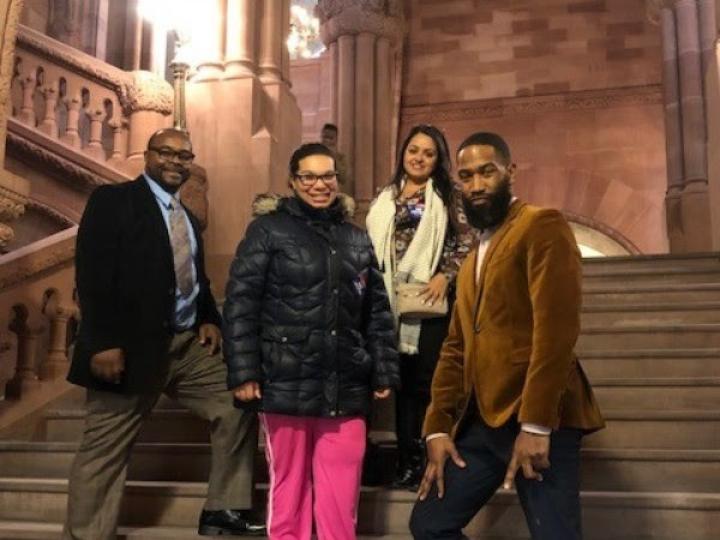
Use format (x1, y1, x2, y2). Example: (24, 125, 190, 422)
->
(1, 254, 720, 539)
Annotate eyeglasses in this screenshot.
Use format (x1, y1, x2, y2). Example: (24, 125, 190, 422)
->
(294, 172, 338, 187)
(148, 147, 195, 165)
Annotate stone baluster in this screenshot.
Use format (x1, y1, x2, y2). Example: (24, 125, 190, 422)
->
(40, 304, 77, 380)
(85, 106, 107, 160)
(5, 310, 43, 399)
(18, 72, 37, 126)
(108, 118, 128, 164)
(38, 84, 60, 138)
(62, 93, 83, 148)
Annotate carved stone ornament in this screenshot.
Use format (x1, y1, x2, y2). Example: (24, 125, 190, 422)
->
(318, 0, 405, 45)
(121, 71, 174, 116)
(0, 183, 28, 222)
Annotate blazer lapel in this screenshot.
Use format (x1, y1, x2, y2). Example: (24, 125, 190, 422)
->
(132, 177, 174, 275)
(472, 200, 526, 328)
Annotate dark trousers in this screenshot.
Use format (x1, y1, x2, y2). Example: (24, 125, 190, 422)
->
(409, 418, 583, 540)
(396, 313, 451, 468)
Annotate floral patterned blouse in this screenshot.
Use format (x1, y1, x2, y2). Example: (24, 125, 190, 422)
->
(394, 184, 480, 285)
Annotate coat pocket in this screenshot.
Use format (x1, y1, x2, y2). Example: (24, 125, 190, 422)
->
(260, 326, 311, 381)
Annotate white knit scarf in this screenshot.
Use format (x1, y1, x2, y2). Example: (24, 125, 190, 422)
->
(366, 179, 448, 354)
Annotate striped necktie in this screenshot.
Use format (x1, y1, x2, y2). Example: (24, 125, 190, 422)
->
(169, 199, 194, 296)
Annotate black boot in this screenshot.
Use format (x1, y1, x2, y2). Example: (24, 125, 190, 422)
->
(391, 439, 424, 490)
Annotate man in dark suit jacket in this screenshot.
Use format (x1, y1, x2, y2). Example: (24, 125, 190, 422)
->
(64, 128, 264, 538)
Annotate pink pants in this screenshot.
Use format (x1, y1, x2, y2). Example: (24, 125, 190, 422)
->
(261, 413, 366, 540)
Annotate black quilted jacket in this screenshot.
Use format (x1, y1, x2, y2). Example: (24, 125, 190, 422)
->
(223, 193, 399, 417)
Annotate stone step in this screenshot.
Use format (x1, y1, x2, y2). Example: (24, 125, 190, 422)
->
(577, 324, 720, 350)
(581, 302, 720, 325)
(579, 349, 720, 379)
(582, 267, 720, 286)
(2, 440, 718, 493)
(0, 479, 718, 539)
(42, 408, 211, 443)
(581, 253, 720, 273)
(592, 377, 720, 409)
(0, 521, 409, 539)
(582, 283, 720, 304)
(586, 409, 720, 450)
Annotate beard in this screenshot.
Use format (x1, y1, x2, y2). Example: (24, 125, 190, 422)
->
(462, 174, 513, 231)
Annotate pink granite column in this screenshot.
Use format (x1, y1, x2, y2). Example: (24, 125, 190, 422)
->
(337, 34, 356, 191)
(354, 33, 376, 202)
(374, 36, 393, 196)
(194, 0, 225, 81)
(675, 0, 711, 251)
(318, 0, 404, 208)
(225, 0, 257, 78)
(661, 5, 685, 251)
(258, 0, 283, 84)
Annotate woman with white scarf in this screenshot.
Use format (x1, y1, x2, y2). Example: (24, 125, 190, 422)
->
(366, 124, 472, 491)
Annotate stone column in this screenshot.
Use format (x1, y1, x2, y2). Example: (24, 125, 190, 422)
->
(674, 0, 711, 251)
(194, 0, 225, 81)
(5, 309, 43, 399)
(40, 304, 76, 380)
(258, 0, 284, 84)
(225, 0, 257, 78)
(186, 0, 301, 291)
(660, 5, 685, 251)
(318, 0, 404, 210)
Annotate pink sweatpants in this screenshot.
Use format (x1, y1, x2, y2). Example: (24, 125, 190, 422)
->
(261, 413, 367, 540)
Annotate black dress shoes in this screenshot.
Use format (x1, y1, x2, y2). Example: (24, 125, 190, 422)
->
(198, 509, 267, 536)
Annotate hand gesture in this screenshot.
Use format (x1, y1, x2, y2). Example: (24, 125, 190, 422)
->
(503, 431, 551, 489)
(417, 436, 466, 501)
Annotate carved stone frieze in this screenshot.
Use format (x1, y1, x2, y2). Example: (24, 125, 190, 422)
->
(0, 227, 76, 292)
(402, 85, 663, 123)
(0, 222, 14, 251)
(318, 0, 404, 45)
(6, 130, 125, 192)
(0, 183, 28, 222)
(0, 0, 26, 159)
(26, 200, 75, 228)
(15, 25, 173, 116)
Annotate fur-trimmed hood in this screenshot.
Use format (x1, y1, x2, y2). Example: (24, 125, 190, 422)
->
(252, 193, 356, 219)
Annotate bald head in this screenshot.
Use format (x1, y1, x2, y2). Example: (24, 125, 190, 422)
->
(147, 128, 192, 151)
(144, 128, 194, 193)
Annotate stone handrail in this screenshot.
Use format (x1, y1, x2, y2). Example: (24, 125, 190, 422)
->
(0, 227, 77, 407)
(11, 25, 173, 177)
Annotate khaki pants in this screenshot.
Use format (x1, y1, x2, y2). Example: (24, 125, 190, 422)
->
(63, 331, 258, 540)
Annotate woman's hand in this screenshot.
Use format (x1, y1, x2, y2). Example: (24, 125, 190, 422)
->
(374, 388, 391, 399)
(232, 381, 262, 401)
(419, 273, 449, 306)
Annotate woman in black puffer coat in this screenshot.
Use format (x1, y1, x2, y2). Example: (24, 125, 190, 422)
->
(223, 143, 399, 539)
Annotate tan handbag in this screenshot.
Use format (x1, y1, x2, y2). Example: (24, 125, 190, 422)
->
(396, 282, 448, 320)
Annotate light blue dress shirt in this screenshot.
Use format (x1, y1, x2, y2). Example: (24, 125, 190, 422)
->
(144, 173, 200, 330)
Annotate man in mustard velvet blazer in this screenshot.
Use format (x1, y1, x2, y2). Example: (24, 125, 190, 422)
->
(409, 132, 604, 540)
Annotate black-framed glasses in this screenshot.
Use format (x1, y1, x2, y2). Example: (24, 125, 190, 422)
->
(294, 172, 338, 186)
(149, 146, 195, 165)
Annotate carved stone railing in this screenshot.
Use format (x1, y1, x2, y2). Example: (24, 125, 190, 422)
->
(0, 227, 77, 408)
(9, 24, 173, 178)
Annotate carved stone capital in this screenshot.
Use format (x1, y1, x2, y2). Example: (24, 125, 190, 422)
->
(120, 71, 174, 116)
(0, 171, 30, 251)
(318, 0, 405, 45)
